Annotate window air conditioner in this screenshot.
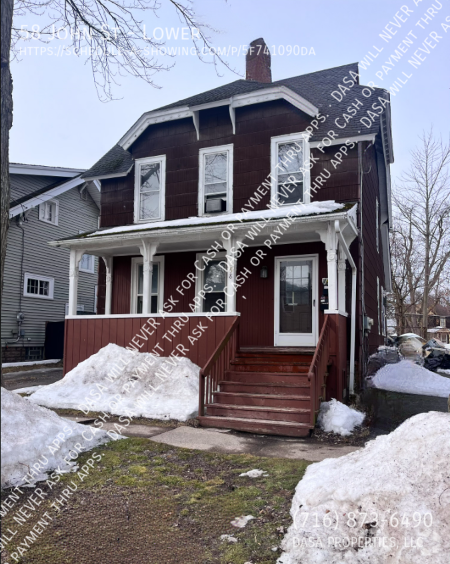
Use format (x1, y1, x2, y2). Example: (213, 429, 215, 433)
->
(205, 198, 226, 213)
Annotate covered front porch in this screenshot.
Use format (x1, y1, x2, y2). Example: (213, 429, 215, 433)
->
(54, 202, 358, 434)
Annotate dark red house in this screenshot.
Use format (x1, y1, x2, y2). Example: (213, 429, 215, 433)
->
(53, 39, 393, 436)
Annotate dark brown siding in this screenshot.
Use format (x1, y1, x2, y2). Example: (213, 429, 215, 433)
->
(361, 143, 385, 355)
(311, 145, 359, 203)
(111, 256, 133, 314)
(100, 100, 314, 227)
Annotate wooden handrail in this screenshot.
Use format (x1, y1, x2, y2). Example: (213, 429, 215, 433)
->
(200, 316, 240, 378)
(199, 316, 240, 416)
(308, 314, 331, 380)
(308, 314, 331, 426)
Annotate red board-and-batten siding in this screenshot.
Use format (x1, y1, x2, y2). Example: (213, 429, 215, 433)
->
(63, 315, 237, 375)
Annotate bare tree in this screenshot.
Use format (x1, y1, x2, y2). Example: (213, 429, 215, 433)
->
(1, 0, 230, 382)
(390, 131, 450, 337)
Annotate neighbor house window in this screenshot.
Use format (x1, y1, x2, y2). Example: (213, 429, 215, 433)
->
(271, 133, 310, 206)
(134, 155, 166, 222)
(131, 256, 164, 313)
(199, 145, 233, 215)
(195, 253, 227, 312)
(24, 273, 54, 300)
(65, 303, 85, 316)
(79, 254, 95, 273)
(39, 199, 59, 225)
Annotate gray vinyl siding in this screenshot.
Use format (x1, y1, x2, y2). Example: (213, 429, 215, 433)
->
(2, 184, 99, 352)
(10, 174, 59, 202)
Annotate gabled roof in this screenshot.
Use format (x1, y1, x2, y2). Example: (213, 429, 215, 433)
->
(83, 62, 394, 180)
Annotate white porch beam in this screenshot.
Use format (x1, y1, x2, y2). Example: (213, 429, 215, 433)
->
(139, 240, 158, 314)
(102, 256, 113, 315)
(317, 224, 339, 314)
(68, 248, 85, 316)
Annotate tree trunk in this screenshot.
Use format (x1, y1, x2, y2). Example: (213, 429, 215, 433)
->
(1, 0, 14, 386)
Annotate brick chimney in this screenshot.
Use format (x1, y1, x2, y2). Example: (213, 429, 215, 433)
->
(246, 38, 272, 83)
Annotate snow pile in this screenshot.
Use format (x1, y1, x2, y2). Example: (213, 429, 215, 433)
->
(231, 515, 255, 528)
(371, 360, 450, 398)
(278, 412, 450, 564)
(13, 385, 45, 395)
(28, 343, 200, 421)
(1, 388, 112, 488)
(317, 399, 365, 436)
(239, 469, 269, 478)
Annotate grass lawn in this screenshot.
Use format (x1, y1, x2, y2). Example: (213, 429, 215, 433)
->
(1, 438, 309, 564)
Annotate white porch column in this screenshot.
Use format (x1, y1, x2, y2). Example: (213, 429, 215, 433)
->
(221, 236, 242, 313)
(102, 256, 113, 315)
(139, 240, 158, 314)
(322, 223, 339, 313)
(338, 247, 347, 314)
(68, 248, 85, 316)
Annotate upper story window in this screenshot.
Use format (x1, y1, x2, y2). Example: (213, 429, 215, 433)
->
(39, 199, 59, 225)
(198, 145, 233, 216)
(271, 133, 310, 206)
(134, 156, 166, 223)
(24, 273, 54, 300)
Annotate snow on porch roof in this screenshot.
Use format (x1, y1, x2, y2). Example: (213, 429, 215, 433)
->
(58, 201, 353, 245)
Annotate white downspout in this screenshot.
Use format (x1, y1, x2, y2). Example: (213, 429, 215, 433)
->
(335, 220, 357, 396)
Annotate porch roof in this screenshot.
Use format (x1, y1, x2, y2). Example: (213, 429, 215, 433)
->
(50, 201, 357, 256)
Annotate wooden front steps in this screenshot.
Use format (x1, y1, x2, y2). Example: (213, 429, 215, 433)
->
(198, 348, 315, 437)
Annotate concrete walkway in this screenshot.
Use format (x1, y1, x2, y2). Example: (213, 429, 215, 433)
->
(64, 416, 359, 462)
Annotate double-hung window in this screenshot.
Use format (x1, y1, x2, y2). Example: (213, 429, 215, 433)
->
(24, 273, 54, 300)
(195, 253, 227, 312)
(39, 199, 59, 225)
(271, 133, 310, 206)
(134, 156, 166, 222)
(199, 145, 233, 215)
(131, 256, 164, 314)
(78, 231, 95, 273)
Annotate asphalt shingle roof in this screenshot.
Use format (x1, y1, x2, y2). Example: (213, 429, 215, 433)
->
(83, 62, 389, 179)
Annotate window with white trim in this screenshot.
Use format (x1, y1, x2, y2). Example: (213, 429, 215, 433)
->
(195, 253, 227, 312)
(39, 199, 59, 225)
(24, 273, 54, 300)
(199, 145, 233, 215)
(131, 256, 164, 314)
(271, 133, 310, 206)
(78, 231, 96, 273)
(134, 155, 166, 222)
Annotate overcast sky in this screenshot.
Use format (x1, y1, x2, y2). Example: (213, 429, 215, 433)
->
(10, 0, 450, 181)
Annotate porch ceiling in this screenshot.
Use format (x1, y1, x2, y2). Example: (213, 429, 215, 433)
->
(50, 202, 358, 256)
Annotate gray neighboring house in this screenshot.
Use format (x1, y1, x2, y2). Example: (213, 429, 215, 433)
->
(2, 163, 101, 362)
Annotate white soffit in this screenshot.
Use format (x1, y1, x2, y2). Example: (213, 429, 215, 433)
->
(118, 86, 319, 150)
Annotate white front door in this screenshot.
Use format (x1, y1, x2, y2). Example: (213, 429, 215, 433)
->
(274, 255, 318, 347)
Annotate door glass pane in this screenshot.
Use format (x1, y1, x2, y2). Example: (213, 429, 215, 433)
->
(204, 261, 225, 292)
(279, 259, 312, 334)
(204, 292, 226, 313)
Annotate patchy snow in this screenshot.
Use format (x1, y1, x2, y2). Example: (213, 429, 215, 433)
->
(371, 360, 450, 398)
(239, 469, 269, 478)
(277, 412, 450, 564)
(438, 368, 450, 376)
(231, 515, 255, 528)
(2, 359, 61, 368)
(220, 535, 238, 543)
(28, 343, 200, 421)
(1, 388, 112, 489)
(87, 201, 345, 238)
(12, 385, 45, 395)
(317, 399, 365, 436)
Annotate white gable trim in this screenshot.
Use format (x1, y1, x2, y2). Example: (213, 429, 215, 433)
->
(118, 86, 319, 150)
(9, 164, 84, 177)
(9, 176, 86, 218)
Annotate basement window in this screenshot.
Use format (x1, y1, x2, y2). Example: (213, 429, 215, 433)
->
(199, 145, 233, 216)
(271, 133, 311, 206)
(24, 273, 54, 300)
